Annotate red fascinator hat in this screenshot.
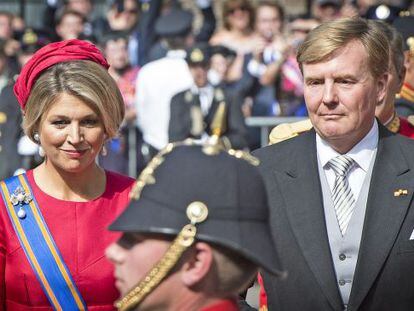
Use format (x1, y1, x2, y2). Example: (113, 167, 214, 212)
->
(14, 39, 110, 110)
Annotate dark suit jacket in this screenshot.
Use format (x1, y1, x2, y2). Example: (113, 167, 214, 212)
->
(168, 88, 248, 149)
(252, 125, 414, 311)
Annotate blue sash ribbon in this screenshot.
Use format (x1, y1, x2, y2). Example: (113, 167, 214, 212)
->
(0, 174, 87, 311)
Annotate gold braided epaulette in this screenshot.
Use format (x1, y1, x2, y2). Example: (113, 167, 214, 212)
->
(387, 114, 401, 133)
(407, 115, 414, 127)
(268, 119, 313, 145)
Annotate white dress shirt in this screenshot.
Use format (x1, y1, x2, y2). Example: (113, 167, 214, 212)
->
(135, 50, 193, 150)
(316, 120, 379, 200)
(191, 84, 214, 116)
(189, 84, 215, 143)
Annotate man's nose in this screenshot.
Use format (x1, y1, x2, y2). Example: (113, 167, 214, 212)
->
(322, 82, 338, 105)
(105, 242, 124, 264)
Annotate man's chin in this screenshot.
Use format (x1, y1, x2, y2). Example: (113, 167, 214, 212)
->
(315, 124, 346, 139)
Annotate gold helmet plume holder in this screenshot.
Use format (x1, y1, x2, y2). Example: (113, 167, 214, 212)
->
(203, 101, 227, 155)
(114, 202, 209, 311)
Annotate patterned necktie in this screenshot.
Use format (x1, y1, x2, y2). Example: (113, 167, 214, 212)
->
(328, 155, 356, 236)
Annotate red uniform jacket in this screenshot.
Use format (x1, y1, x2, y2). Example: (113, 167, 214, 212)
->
(398, 116, 414, 139)
(201, 299, 239, 311)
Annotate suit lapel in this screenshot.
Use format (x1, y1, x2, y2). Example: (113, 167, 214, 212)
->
(349, 126, 414, 310)
(274, 130, 343, 310)
(183, 91, 195, 135)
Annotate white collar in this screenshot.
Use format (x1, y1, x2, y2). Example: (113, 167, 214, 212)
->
(190, 84, 214, 94)
(316, 119, 379, 172)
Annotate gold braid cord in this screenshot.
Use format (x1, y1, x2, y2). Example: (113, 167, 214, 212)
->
(130, 138, 260, 201)
(114, 224, 197, 311)
(129, 140, 193, 200)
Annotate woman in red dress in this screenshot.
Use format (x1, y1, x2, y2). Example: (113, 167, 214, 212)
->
(0, 39, 135, 310)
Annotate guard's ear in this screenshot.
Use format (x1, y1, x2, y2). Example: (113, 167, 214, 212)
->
(180, 242, 213, 287)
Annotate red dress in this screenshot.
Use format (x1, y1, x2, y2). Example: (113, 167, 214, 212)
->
(0, 170, 134, 310)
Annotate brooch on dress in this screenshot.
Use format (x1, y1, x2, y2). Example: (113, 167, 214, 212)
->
(10, 186, 32, 219)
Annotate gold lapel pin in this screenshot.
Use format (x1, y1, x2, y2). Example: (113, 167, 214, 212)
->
(394, 189, 408, 197)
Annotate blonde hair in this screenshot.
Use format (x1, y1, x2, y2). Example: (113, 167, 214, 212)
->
(297, 17, 389, 79)
(23, 60, 124, 141)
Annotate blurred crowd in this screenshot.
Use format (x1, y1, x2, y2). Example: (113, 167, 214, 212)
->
(0, 0, 413, 180)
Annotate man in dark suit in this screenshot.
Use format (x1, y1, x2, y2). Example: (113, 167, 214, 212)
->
(169, 44, 248, 149)
(252, 17, 414, 310)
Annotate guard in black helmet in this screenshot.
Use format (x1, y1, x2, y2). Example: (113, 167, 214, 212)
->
(105, 139, 285, 311)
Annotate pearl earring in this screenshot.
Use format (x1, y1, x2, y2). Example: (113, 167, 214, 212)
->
(33, 133, 40, 142)
(38, 147, 45, 157)
(33, 133, 45, 157)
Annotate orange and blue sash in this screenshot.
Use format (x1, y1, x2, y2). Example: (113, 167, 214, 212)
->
(0, 174, 87, 311)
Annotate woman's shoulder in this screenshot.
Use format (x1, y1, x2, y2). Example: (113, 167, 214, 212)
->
(211, 31, 257, 54)
(105, 170, 135, 193)
(210, 30, 232, 45)
(103, 171, 134, 205)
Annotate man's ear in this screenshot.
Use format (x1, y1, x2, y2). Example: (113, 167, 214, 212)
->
(180, 242, 214, 287)
(376, 72, 389, 104)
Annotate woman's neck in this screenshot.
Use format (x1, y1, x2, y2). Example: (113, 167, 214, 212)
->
(33, 162, 106, 202)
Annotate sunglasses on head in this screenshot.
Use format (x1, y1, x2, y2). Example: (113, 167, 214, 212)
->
(227, 6, 249, 14)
